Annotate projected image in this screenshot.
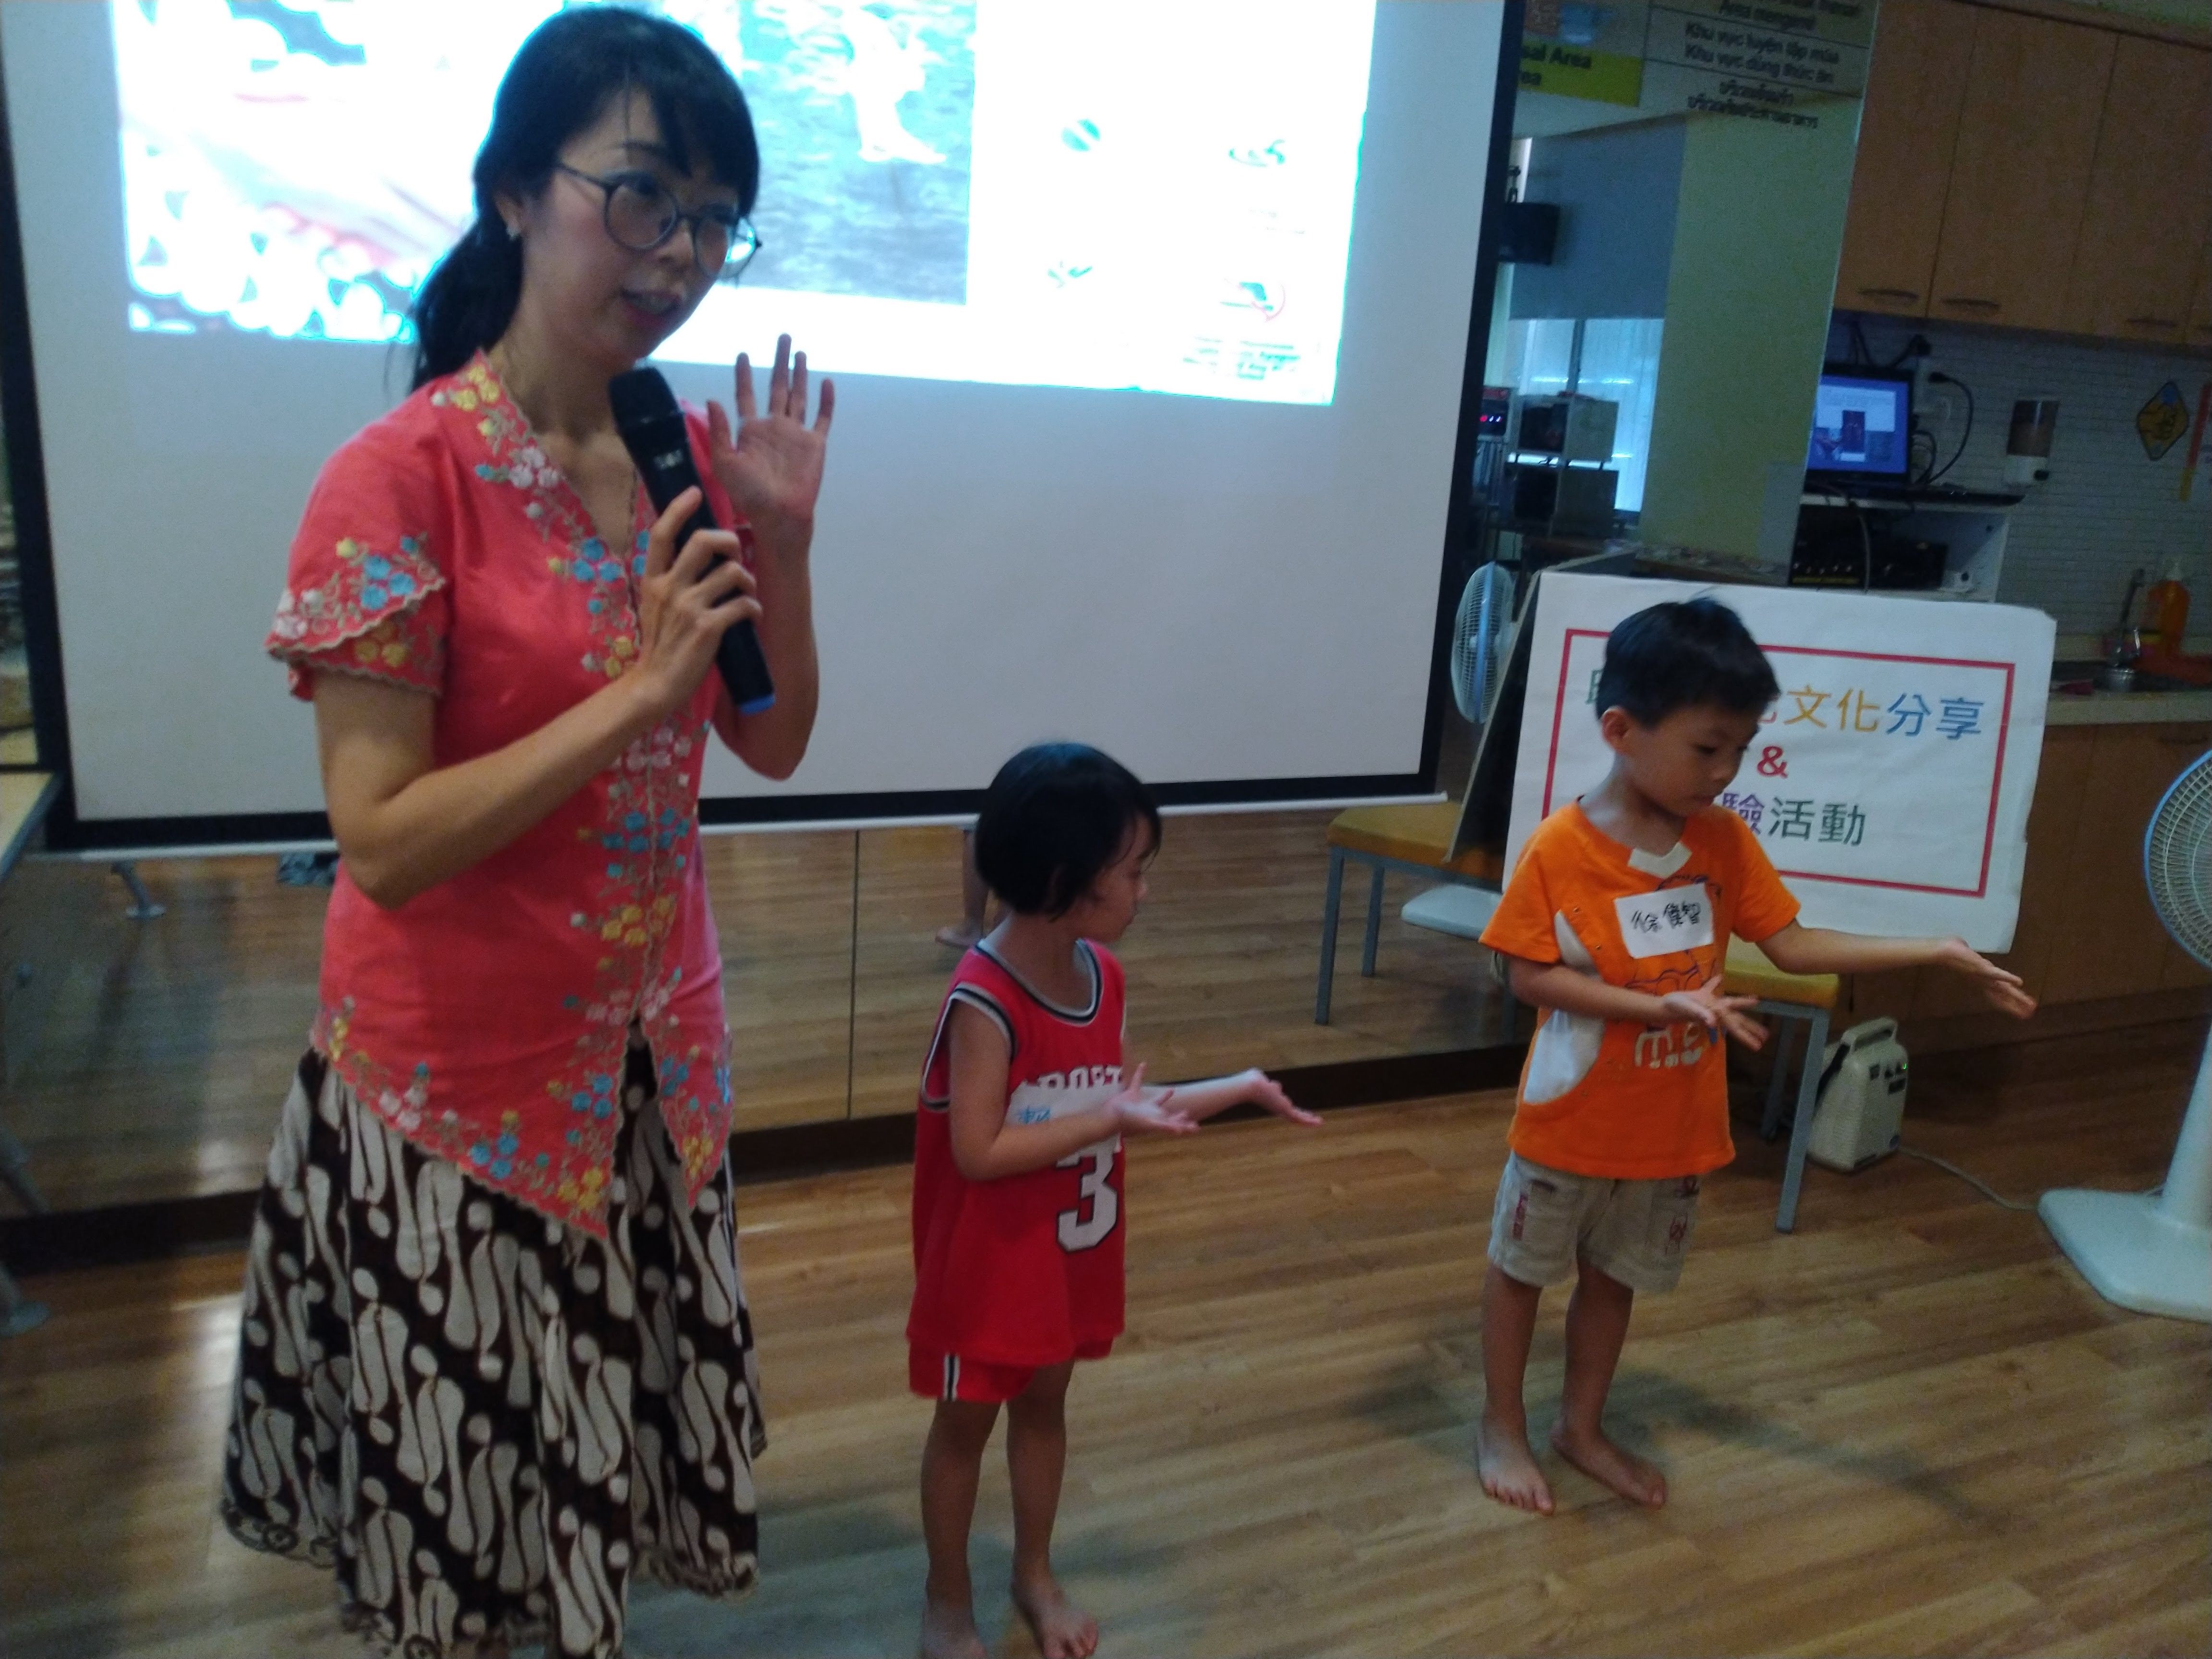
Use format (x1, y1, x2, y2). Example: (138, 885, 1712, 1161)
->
(112, 0, 1374, 404)
(735, 0, 974, 305)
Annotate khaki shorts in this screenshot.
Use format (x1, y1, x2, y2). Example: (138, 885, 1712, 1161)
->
(1487, 1153, 1704, 1294)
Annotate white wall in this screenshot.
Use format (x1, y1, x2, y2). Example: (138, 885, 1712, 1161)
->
(1835, 314, 2212, 639)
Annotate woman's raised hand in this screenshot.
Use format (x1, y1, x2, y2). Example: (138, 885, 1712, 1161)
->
(629, 486, 757, 719)
(708, 334, 834, 547)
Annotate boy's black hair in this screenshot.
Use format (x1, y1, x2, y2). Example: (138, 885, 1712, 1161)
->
(974, 744, 1161, 919)
(1595, 598, 1779, 725)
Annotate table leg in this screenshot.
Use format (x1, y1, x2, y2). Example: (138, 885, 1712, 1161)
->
(1315, 849, 1346, 1025)
(1359, 864, 1385, 977)
(0, 1262, 48, 1338)
(1776, 1007, 1829, 1233)
(1760, 1014, 1796, 1143)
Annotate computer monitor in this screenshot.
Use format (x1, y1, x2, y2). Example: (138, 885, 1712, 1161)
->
(1806, 366, 1912, 483)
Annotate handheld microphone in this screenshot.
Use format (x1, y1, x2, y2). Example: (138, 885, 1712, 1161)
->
(608, 367, 776, 715)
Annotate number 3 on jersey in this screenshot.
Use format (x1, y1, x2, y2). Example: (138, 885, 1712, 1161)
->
(1056, 1142, 1118, 1251)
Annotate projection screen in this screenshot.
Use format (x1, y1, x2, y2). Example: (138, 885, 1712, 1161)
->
(0, 0, 1510, 847)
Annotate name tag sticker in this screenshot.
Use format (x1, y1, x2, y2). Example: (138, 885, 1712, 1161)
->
(1614, 884, 1714, 960)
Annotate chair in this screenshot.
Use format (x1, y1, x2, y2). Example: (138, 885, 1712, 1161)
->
(1315, 803, 1503, 1023)
(1721, 937, 1841, 1234)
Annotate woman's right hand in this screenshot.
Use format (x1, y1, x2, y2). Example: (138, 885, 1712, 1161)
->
(628, 486, 760, 721)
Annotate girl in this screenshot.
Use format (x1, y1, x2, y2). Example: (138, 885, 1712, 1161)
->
(909, 743, 1321, 1659)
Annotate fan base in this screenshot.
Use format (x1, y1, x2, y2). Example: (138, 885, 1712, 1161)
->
(2039, 1188, 2212, 1323)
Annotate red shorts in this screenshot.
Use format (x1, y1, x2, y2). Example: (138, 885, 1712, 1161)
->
(909, 1341, 1114, 1404)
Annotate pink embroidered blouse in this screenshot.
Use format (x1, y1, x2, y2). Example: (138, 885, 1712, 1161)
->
(267, 353, 740, 1237)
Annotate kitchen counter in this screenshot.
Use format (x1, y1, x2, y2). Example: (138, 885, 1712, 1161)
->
(2045, 689, 2212, 726)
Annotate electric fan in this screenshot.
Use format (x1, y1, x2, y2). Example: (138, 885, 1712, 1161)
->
(2038, 753, 2212, 1322)
(1401, 562, 1515, 939)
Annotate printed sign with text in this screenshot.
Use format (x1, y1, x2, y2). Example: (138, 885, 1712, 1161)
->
(1505, 576, 2055, 950)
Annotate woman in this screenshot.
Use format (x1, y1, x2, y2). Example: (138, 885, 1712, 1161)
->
(219, 12, 831, 1656)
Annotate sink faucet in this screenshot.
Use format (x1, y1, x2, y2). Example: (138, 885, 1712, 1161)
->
(2116, 567, 2147, 662)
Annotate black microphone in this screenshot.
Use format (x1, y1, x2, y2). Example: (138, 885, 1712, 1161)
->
(608, 367, 776, 715)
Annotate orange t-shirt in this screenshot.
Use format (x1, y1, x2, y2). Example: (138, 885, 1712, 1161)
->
(1479, 802, 1801, 1180)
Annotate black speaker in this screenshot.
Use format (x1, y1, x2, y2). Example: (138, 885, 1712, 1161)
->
(1497, 201, 1559, 264)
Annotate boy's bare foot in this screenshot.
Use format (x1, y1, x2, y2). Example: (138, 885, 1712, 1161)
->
(1477, 1414, 1554, 1514)
(1011, 1572, 1099, 1659)
(936, 922, 983, 950)
(1551, 1422, 1667, 1507)
(920, 1597, 989, 1659)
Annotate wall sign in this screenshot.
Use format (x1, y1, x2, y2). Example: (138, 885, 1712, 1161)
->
(1520, 36, 1648, 106)
(2140, 380, 2190, 461)
(1523, 0, 1873, 130)
(1505, 574, 2056, 951)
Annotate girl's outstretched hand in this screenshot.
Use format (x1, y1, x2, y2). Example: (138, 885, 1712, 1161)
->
(1239, 1069, 1322, 1126)
(1106, 1065, 1198, 1136)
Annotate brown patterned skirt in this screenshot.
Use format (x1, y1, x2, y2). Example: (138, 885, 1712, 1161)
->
(220, 1045, 765, 1658)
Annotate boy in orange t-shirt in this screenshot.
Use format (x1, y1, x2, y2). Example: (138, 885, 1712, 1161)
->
(1475, 599, 2035, 1515)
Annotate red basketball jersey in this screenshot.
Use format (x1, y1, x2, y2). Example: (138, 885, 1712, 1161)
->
(907, 940, 1129, 1366)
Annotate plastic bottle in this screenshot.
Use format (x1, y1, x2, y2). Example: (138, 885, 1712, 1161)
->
(2145, 557, 2191, 660)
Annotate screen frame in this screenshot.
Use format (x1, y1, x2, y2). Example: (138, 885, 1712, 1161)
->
(1805, 361, 1915, 487)
(0, 2, 1529, 854)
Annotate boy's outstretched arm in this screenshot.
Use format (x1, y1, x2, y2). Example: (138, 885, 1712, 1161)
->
(1754, 924, 2037, 1018)
(944, 1002, 1194, 1182)
(1145, 1069, 1322, 1127)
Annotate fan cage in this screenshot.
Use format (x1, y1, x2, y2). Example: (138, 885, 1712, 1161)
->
(2145, 751, 2212, 969)
(1449, 563, 1514, 725)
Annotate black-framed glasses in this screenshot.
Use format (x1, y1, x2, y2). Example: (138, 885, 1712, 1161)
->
(553, 163, 763, 281)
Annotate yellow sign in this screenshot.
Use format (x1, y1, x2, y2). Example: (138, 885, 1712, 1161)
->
(2140, 381, 2189, 462)
(1520, 37, 1647, 107)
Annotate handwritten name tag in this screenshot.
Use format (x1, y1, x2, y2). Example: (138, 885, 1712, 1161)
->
(1614, 884, 1714, 959)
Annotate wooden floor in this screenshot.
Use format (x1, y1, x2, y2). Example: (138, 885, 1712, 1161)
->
(0, 811, 1514, 1214)
(3, 1022, 2205, 1658)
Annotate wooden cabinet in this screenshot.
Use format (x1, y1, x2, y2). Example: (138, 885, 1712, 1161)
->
(1833, 0, 1977, 318)
(2064, 35, 2212, 342)
(1846, 721, 2212, 1037)
(1837, 0, 2212, 345)
(2039, 723, 2209, 1006)
(1914, 726, 2093, 1018)
(1927, 6, 2116, 333)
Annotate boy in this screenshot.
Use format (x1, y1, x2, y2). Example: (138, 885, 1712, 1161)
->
(1475, 599, 2034, 1514)
(910, 743, 1320, 1659)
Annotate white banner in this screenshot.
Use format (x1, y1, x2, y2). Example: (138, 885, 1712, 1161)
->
(1505, 575, 2056, 951)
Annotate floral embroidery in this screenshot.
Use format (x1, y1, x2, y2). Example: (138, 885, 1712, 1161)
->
(268, 532, 445, 699)
(314, 998, 433, 1139)
(301, 354, 734, 1239)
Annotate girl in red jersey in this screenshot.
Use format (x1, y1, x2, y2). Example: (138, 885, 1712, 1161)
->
(911, 744, 1320, 1659)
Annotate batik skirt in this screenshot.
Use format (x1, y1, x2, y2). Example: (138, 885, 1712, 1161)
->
(220, 1045, 765, 1658)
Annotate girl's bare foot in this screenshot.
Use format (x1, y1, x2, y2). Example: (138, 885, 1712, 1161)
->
(1012, 1572, 1099, 1659)
(1551, 1422, 1667, 1507)
(1477, 1414, 1554, 1514)
(936, 922, 983, 950)
(920, 1597, 989, 1659)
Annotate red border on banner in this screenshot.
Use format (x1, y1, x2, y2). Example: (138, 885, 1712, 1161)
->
(1541, 632, 2017, 898)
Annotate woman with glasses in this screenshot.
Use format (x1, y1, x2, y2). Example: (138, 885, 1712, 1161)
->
(219, 12, 830, 1656)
